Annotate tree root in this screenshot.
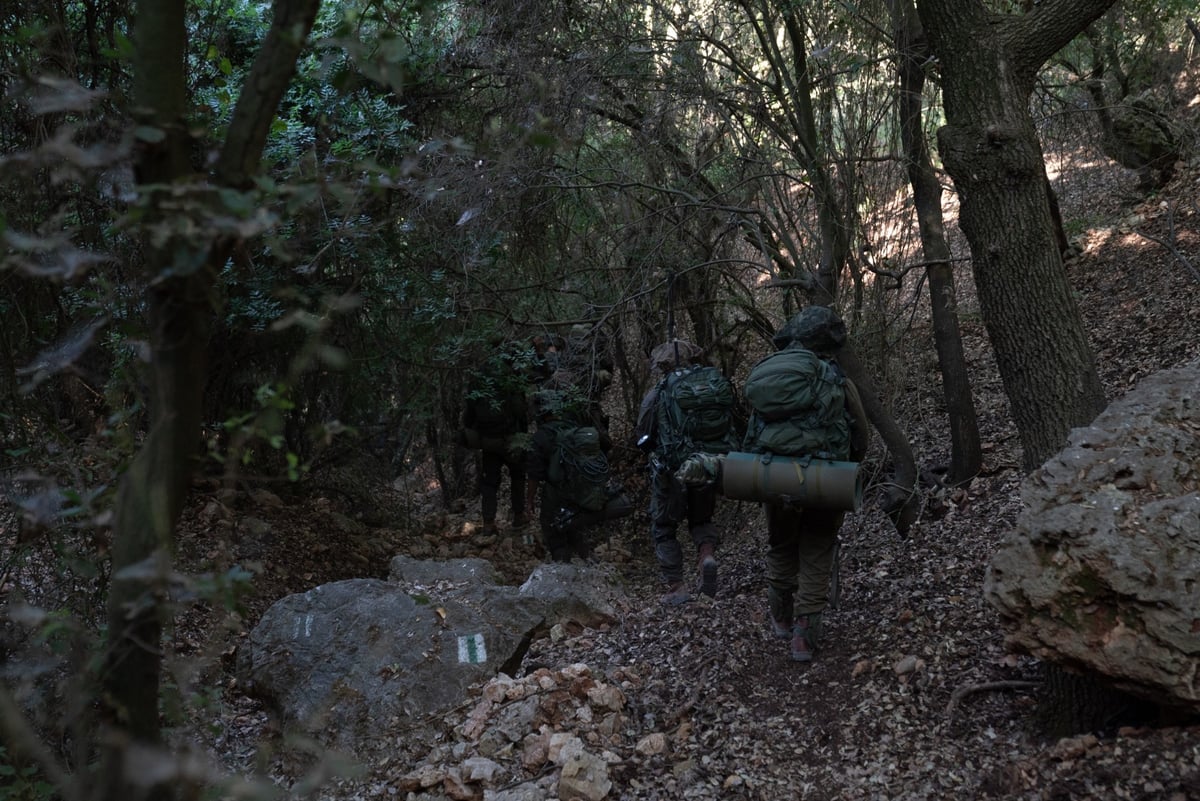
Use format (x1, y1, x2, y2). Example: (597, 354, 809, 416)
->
(666, 652, 723, 729)
(946, 680, 1041, 724)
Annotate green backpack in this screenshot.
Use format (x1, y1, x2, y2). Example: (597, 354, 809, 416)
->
(654, 365, 738, 470)
(546, 424, 610, 512)
(742, 346, 851, 460)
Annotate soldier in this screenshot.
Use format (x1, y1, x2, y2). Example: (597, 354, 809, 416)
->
(462, 347, 532, 538)
(525, 389, 632, 561)
(634, 340, 740, 605)
(744, 307, 871, 662)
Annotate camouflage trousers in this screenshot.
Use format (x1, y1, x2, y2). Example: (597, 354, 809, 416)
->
(480, 448, 526, 525)
(764, 503, 844, 620)
(648, 466, 718, 583)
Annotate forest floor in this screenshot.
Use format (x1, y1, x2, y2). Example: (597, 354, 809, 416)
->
(158, 143, 1200, 801)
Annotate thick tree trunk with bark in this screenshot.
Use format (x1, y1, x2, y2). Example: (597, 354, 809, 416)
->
(915, 0, 1117, 738)
(96, 2, 321, 799)
(98, 5, 193, 791)
(890, 0, 982, 485)
(914, 0, 1110, 470)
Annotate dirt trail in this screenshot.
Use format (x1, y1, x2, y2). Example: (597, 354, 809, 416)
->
(178, 150, 1200, 799)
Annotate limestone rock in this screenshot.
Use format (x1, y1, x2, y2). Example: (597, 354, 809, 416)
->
(985, 360, 1200, 710)
(238, 559, 626, 754)
(557, 750, 612, 801)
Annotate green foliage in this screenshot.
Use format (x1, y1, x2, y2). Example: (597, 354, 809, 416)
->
(0, 748, 54, 801)
(0, 0, 1190, 794)
(1049, 1, 1193, 108)
(212, 381, 310, 480)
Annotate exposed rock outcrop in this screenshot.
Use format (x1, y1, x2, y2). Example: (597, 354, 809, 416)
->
(985, 360, 1200, 710)
(1089, 86, 1181, 191)
(237, 558, 625, 753)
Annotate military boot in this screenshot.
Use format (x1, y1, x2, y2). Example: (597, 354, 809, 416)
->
(662, 580, 690, 606)
(544, 526, 572, 562)
(768, 587, 793, 640)
(791, 613, 822, 663)
(696, 543, 718, 598)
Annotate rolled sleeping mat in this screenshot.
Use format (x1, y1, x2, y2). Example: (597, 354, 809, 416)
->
(719, 451, 863, 511)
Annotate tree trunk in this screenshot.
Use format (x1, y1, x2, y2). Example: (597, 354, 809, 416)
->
(914, 0, 1111, 470)
(1038, 663, 1150, 738)
(890, 0, 983, 485)
(96, 2, 322, 799)
(915, 0, 1118, 743)
(734, 0, 920, 529)
(97, 3, 192, 795)
(837, 343, 921, 533)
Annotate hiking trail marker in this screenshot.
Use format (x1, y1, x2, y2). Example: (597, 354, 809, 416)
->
(457, 633, 487, 664)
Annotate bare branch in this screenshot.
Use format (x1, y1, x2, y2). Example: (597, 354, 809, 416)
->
(1132, 203, 1200, 284)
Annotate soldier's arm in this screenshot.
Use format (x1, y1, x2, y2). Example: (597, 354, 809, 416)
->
(634, 386, 660, 450)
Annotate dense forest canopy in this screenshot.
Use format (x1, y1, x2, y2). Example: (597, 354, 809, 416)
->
(0, 0, 1197, 798)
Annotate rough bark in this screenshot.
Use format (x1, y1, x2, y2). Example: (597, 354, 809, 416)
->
(836, 343, 920, 534)
(99, 0, 191, 771)
(914, 0, 1111, 470)
(1038, 664, 1148, 739)
(96, 2, 322, 799)
(890, 0, 982, 485)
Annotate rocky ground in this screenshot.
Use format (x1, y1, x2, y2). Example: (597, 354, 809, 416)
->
(159, 148, 1200, 801)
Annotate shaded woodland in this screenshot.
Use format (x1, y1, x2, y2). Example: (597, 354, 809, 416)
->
(1, 1, 1199, 799)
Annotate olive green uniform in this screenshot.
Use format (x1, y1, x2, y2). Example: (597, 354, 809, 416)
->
(764, 377, 870, 624)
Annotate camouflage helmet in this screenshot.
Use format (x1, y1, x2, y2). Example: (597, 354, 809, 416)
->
(649, 339, 703, 373)
(772, 306, 847, 352)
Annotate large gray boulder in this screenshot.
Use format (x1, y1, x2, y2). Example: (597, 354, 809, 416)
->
(238, 558, 625, 753)
(985, 360, 1200, 710)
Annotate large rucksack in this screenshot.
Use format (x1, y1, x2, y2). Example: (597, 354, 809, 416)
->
(654, 365, 738, 470)
(546, 424, 610, 512)
(742, 347, 851, 460)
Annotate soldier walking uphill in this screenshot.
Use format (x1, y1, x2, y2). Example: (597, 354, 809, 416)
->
(525, 390, 632, 562)
(634, 340, 741, 605)
(742, 307, 870, 662)
(462, 348, 533, 538)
